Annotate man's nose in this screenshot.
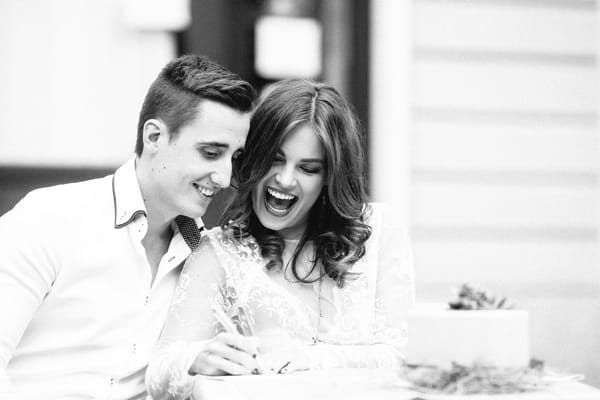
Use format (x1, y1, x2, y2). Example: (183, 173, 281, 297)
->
(210, 159, 232, 188)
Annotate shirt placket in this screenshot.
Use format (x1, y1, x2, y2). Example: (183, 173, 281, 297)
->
(105, 218, 151, 398)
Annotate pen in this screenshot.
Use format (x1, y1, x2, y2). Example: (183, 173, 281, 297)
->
(277, 361, 291, 374)
(212, 306, 267, 374)
(212, 307, 238, 334)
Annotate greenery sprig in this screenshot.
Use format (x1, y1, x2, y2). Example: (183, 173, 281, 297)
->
(448, 283, 513, 310)
(403, 359, 582, 395)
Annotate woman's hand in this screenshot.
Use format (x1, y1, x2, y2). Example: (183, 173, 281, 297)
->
(189, 332, 261, 376)
(260, 345, 310, 374)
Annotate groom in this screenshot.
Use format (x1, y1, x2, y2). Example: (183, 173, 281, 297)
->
(0, 54, 256, 399)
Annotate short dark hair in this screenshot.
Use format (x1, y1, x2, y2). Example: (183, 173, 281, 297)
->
(135, 54, 256, 156)
(221, 79, 371, 287)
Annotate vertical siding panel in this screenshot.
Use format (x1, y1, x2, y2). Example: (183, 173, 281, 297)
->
(371, 0, 600, 385)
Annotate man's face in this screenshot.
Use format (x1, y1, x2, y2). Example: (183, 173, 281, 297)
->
(146, 100, 250, 220)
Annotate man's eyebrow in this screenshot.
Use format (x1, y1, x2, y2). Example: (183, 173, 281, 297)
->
(197, 142, 229, 148)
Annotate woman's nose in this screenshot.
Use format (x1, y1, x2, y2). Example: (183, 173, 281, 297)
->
(274, 166, 296, 188)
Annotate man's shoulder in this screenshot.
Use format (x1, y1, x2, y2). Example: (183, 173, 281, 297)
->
(11, 174, 114, 218)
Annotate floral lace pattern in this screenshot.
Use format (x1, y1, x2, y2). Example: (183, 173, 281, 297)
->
(145, 203, 415, 399)
(207, 230, 316, 342)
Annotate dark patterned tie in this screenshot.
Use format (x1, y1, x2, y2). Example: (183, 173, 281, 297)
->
(175, 215, 204, 250)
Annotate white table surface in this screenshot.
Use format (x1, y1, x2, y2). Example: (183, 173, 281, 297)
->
(192, 369, 600, 400)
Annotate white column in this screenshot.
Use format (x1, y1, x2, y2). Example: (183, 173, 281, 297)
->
(369, 0, 414, 223)
(0, 0, 184, 168)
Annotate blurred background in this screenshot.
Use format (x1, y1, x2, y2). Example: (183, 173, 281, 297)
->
(0, 0, 599, 385)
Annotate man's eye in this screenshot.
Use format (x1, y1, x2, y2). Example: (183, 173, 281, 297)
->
(201, 148, 220, 159)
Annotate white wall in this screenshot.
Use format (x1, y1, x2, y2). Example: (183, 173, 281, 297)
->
(370, 0, 600, 386)
(0, 0, 186, 168)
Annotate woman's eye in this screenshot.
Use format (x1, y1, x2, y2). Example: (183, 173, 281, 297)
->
(301, 165, 322, 174)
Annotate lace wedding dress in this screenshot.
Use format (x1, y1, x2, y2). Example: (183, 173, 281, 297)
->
(145, 203, 415, 399)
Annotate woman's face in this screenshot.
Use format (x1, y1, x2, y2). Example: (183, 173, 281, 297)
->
(252, 124, 326, 240)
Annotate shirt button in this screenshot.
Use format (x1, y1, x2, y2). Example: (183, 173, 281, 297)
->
(144, 295, 149, 306)
(110, 377, 114, 385)
(132, 343, 137, 354)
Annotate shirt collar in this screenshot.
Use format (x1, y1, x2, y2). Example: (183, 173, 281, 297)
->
(112, 158, 206, 241)
(113, 157, 147, 229)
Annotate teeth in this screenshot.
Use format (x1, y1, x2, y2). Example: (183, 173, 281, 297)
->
(266, 202, 288, 215)
(267, 187, 295, 200)
(199, 186, 214, 197)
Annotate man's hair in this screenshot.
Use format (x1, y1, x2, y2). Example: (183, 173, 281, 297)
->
(135, 54, 256, 156)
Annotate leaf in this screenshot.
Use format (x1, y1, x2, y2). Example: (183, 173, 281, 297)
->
(497, 298, 506, 309)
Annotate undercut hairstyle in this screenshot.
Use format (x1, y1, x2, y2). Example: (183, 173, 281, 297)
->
(135, 54, 256, 156)
(221, 79, 372, 288)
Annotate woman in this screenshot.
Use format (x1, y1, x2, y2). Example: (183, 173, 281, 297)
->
(146, 79, 415, 399)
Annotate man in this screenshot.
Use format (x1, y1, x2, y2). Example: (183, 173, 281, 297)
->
(0, 54, 256, 399)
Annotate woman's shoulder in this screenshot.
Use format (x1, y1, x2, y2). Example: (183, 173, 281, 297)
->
(364, 202, 406, 228)
(204, 226, 257, 245)
(203, 226, 262, 260)
(362, 202, 382, 225)
(364, 202, 386, 216)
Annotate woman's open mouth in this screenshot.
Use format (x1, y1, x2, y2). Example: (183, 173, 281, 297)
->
(264, 187, 297, 216)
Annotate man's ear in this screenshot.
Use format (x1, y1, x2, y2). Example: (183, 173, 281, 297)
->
(142, 119, 167, 154)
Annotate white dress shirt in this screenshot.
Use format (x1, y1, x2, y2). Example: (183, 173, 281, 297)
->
(0, 158, 202, 399)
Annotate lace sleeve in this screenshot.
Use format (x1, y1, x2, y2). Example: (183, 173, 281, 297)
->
(145, 234, 225, 400)
(304, 203, 415, 370)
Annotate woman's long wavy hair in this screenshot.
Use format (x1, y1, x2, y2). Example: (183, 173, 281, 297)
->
(220, 79, 372, 287)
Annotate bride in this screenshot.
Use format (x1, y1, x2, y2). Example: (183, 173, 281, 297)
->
(145, 79, 415, 399)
